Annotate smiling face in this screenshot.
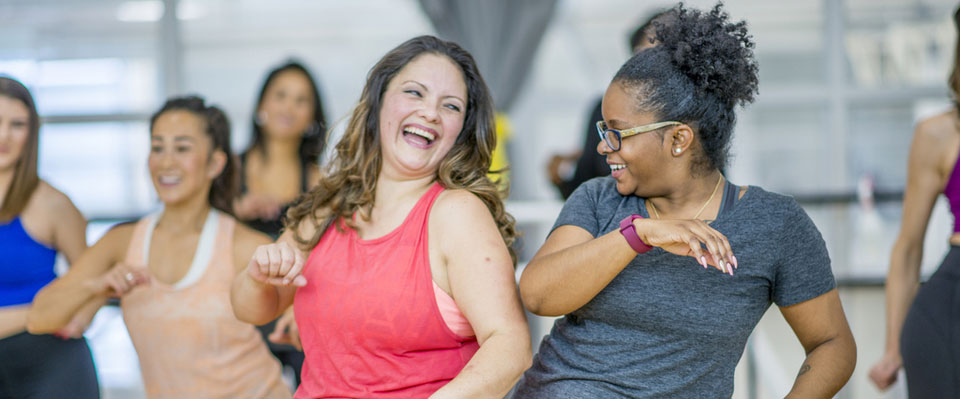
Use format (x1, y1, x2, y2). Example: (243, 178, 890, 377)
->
(598, 82, 671, 196)
(258, 69, 316, 140)
(377, 53, 467, 180)
(149, 110, 225, 207)
(0, 95, 31, 173)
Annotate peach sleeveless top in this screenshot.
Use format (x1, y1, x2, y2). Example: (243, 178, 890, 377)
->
(120, 210, 290, 399)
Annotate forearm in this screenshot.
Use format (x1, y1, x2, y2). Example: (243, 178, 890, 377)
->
(430, 329, 532, 399)
(882, 246, 922, 355)
(230, 272, 283, 325)
(519, 230, 635, 316)
(785, 334, 857, 398)
(27, 278, 105, 334)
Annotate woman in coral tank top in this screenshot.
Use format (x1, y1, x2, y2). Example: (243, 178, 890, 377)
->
(231, 35, 532, 399)
(28, 96, 291, 399)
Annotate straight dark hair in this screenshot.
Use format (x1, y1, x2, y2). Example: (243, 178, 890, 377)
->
(149, 96, 238, 216)
(0, 76, 40, 222)
(245, 61, 327, 167)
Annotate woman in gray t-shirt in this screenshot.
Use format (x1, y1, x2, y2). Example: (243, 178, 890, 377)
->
(513, 4, 857, 398)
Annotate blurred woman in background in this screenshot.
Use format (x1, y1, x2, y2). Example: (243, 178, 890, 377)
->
(0, 76, 97, 398)
(28, 96, 290, 399)
(231, 35, 531, 398)
(869, 6, 960, 398)
(238, 60, 328, 387)
(237, 60, 326, 236)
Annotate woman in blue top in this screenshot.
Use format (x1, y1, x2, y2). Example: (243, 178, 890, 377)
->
(514, 4, 856, 398)
(0, 76, 98, 398)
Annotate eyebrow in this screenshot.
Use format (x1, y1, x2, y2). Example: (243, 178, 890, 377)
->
(150, 136, 197, 142)
(606, 119, 632, 129)
(402, 80, 466, 105)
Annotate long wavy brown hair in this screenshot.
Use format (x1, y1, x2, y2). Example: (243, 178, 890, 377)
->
(0, 77, 40, 222)
(285, 35, 518, 264)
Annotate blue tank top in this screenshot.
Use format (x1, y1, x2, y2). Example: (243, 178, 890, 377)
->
(0, 217, 57, 307)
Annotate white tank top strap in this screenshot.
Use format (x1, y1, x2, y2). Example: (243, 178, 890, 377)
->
(141, 208, 220, 290)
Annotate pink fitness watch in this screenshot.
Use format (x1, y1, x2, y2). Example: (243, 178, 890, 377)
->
(619, 214, 653, 254)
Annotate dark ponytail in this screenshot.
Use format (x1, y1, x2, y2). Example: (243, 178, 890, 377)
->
(150, 96, 239, 216)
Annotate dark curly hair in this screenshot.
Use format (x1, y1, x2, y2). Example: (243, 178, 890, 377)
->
(614, 2, 758, 174)
(150, 95, 238, 216)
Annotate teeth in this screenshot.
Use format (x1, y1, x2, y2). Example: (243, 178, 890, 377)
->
(159, 176, 181, 184)
(610, 164, 626, 171)
(403, 126, 436, 141)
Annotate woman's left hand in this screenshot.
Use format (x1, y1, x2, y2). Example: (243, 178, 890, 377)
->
(268, 307, 301, 351)
(634, 218, 737, 274)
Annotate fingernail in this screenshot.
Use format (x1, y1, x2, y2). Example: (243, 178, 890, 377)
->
(719, 259, 725, 273)
(701, 256, 707, 268)
(732, 255, 738, 269)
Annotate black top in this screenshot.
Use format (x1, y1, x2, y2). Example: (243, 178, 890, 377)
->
(238, 151, 310, 238)
(557, 99, 609, 199)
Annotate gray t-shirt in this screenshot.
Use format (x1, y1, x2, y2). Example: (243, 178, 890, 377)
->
(511, 177, 836, 398)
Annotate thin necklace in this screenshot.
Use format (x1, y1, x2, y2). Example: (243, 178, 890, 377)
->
(649, 175, 724, 220)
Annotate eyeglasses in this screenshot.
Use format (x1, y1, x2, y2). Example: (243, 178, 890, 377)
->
(596, 120, 681, 151)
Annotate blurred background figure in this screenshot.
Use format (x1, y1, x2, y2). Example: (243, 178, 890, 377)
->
(869, 6, 960, 398)
(237, 60, 326, 237)
(238, 60, 327, 388)
(28, 96, 291, 399)
(0, 76, 97, 399)
(546, 8, 676, 199)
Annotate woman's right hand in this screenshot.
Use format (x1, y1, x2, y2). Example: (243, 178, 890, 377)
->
(94, 263, 151, 297)
(268, 307, 302, 350)
(868, 352, 902, 390)
(247, 242, 307, 287)
(235, 193, 282, 221)
(634, 218, 737, 274)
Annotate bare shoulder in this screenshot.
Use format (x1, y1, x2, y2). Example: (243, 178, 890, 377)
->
(915, 110, 960, 144)
(231, 221, 273, 271)
(28, 180, 80, 215)
(432, 188, 494, 225)
(95, 220, 137, 254)
(233, 221, 273, 249)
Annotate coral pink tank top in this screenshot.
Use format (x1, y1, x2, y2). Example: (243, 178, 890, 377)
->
(294, 183, 479, 399)
(121, 210, 290, 399)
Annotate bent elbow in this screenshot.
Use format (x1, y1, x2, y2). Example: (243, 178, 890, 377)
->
(25, 313, 58, 335)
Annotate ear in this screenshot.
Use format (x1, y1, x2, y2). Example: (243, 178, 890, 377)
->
(206, 149, 227, 180)
(668, 124, 696, 157)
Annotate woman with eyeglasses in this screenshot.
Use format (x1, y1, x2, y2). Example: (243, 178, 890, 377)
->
(513, 4, 856, 398)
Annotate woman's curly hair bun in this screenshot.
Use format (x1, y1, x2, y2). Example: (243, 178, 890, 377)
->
(656, 2, 759, 107)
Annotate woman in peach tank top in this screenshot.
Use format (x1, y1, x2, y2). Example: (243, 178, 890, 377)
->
(232, 36, 531, 399)
(28, 96, 290, 399)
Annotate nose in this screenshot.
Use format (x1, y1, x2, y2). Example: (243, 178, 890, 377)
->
(418, 100, 440, 123)
(597, 136, 612, 155)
